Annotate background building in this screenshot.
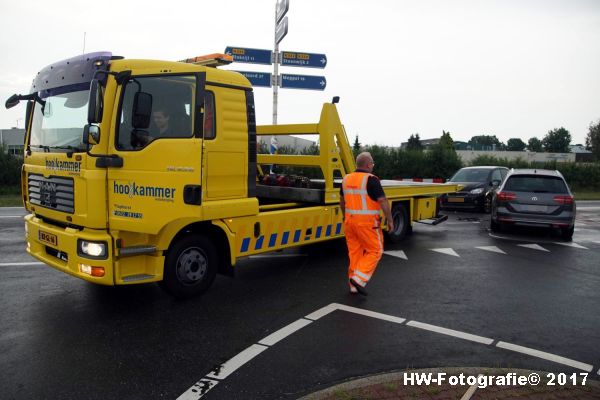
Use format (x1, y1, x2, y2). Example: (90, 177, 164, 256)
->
(0, 128, 25, 156)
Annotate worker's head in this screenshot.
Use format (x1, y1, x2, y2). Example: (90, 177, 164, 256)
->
(356, 152, 375, 172)
(152, 108, 170, 133)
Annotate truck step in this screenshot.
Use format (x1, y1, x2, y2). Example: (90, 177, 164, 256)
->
(122, 274, 156, 282)
(415, 214, 448, 226)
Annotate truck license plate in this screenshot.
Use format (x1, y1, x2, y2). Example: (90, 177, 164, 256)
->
(39, 230, 58, 246)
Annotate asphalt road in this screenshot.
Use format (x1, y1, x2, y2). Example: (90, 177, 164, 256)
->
(1, 203, 599, 399)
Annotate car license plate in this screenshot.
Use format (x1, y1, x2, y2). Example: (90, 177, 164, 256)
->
(447, 197, 465, 203)
(39, 230, 58, 246)
(522, 205, 548, 213)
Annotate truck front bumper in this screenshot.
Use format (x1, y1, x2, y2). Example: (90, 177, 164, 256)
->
(25, 214, 115, 285)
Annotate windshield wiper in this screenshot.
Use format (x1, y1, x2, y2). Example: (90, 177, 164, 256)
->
(30, 144, 51, 152)
(532, 190, 550, 193)
(52, 145, 83, 151)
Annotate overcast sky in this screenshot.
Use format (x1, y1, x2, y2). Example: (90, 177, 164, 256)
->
(1, 0, 599, 146)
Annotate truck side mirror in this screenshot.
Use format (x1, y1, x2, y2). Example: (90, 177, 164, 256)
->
(83, 124, 101, 145)
(5, 94, 20, 109)
(87, 79, 103, 123)
(132, 92, 153, 129)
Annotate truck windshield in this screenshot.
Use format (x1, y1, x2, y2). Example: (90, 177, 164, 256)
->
(30, 90, 89, 152)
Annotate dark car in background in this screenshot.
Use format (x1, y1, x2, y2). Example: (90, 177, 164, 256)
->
(439, 166, 509, 212)
(490, 169, 576, 240)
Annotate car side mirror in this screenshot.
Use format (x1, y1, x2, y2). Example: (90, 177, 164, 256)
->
(132, 92, 153, 129)
(83, 124, 100, 145)
(88, 79, 103, 123)
(492, 179, 501, 187)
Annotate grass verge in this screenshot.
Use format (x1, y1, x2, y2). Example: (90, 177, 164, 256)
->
(572, 191, 600, 200)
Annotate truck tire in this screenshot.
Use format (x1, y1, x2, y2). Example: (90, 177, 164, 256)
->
(161, 234, 218, 299)
(386, 203, 409, 244)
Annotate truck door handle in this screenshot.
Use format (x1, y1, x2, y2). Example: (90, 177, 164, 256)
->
(95, 155, 124, 168)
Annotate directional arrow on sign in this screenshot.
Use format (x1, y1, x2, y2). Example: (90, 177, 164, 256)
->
(280, 51, 327, 69)
(280, 73, 326, 90)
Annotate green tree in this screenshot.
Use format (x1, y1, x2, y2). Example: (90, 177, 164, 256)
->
(542, 127, 571, 153)
(527, 137, 543, 152)
(0, 145, 23, 189)
(406, 133, 423, 151)
(468, 135, 504, 150)
(352, 135, 361, 157)
(439, 130, 454, 150)
(506, 138, 526, 151)
(586, 120, 600, 160)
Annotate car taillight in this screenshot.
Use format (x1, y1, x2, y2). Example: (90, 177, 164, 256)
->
(553, 195, 573, 205)
(497, 192, 516, 201)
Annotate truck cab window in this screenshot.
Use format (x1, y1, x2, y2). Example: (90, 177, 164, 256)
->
(204, 91, 216, 139)
(117, 75, 195, 150)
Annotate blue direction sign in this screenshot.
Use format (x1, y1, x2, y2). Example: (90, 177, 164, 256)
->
(234, 71, 272, 88)
(280, 73, 326, 91)
(224, 47, 272, 65)
(281, 51, 327, 68)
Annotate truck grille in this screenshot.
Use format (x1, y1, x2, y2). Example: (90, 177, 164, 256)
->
(28, 174, 75, 213)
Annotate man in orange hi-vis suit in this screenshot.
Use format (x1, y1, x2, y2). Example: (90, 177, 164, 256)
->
(340, 152, 394, 296)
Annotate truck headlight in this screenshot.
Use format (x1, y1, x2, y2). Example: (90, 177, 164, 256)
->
(78, 240, 107, 259)
(470, 188, 484, 194)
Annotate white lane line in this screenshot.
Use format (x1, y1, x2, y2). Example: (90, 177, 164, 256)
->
(553, 242, 588, 249)
(206, 344, 268, 380)
(430, 248, 460, 257)
(518, 244, 549, 252)
(384, 250, 408, 260)
(177, 378, 219, 400)
(496, 342, 594, 372)
(335, 304, 406, 324)
(258, 319, 313, 346)
(460, 374, 483, 400)
(406, 320, 494, 345)
(475, 246, 506, 254)
(305, 303, 339, 321)
(0, 262, 44, 267)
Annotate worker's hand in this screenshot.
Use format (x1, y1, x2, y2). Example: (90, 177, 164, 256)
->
(387, 219, 395, 233)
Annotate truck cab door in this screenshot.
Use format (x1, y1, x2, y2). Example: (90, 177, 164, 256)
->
(107, 73, 205, 234)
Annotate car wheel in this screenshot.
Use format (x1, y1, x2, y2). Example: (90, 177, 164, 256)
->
(161, 234, 218, 299)
(560, 226, 574, 241)
(386, 203, 409, 243)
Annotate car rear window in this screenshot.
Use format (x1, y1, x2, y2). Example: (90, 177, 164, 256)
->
(504, 175, 569, 194)
(450, 169, 490, 182)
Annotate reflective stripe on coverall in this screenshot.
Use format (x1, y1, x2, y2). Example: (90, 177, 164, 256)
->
(342, 172, 383, 288)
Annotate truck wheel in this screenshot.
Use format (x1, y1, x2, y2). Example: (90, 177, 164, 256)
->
(387, 203, 409, 244)
(161, 235, 217, 299)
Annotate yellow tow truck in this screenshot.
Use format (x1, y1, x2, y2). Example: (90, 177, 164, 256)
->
(6, 52, 461, 298)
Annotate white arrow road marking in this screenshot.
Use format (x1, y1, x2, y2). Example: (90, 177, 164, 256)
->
(431, 248, 460, 257)
(475, 246, 506, 254)
(518, 244, 549, 252)
(553, 242, 588, 249)
(384, 250, 408, 260)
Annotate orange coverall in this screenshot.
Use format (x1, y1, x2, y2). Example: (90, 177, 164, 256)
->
(342, 172, 384, 289)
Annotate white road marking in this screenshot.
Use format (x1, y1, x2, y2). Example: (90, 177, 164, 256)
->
(0, 262, 44, 267)
(336, 304, 406, 324)
(460, 374, 483, 400)
(406, 321, 494, 345)
(553, 242, 588, 249)
(496, 342, 593, 372)
(517, 244, 549, 252)
(258, 319, 313, 346)
(577, 206, 600, 211)
(475, 246, 506, 254)
(384, 250, 408, 260)
(206, 343, 268, 380)
(305, 303, 338, 321)
(177, 379, 219, 400)
(431, 248, 460, 257)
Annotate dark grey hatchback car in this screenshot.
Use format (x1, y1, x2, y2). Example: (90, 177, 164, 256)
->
(490, 169, 576, 240)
